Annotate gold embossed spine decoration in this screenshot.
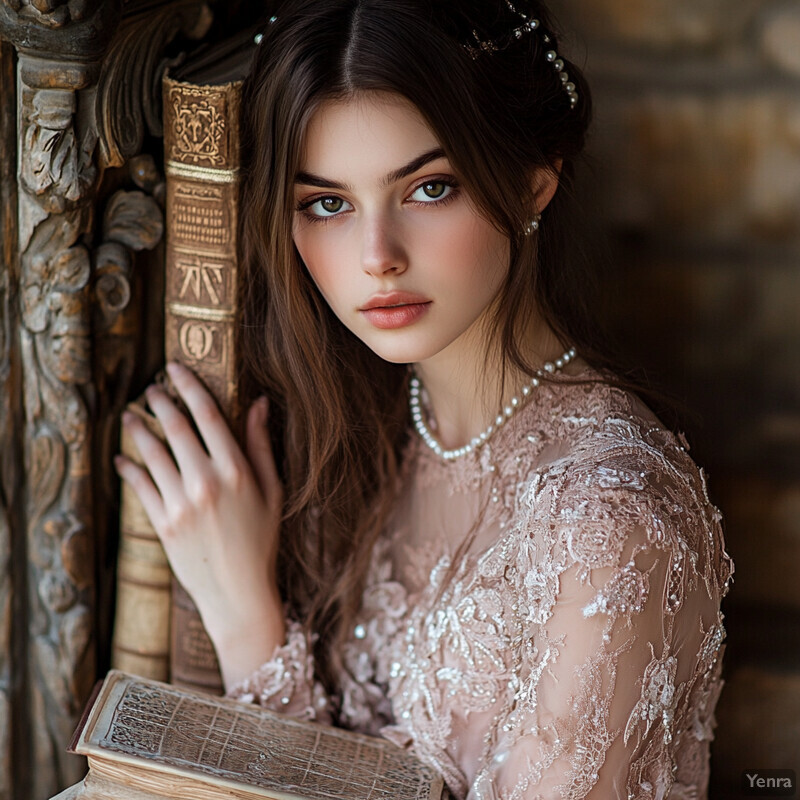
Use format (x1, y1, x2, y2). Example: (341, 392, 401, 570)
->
(162, 75, 245, 694)
(163, 76, 242, 423)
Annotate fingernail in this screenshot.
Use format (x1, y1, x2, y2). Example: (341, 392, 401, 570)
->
(114, 455, 124, 470)
(166, 361, 182, 376)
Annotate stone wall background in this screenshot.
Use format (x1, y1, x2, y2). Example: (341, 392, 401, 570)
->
(553, 0, 800, 794)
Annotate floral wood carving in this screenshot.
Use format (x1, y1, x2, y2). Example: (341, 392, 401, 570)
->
(2, 2, 209, 797)
(0, 40, 18, 799)
(1, 0, 102, 30)
(91, 155, 165, 657)
(96, 1, 212, 167)
(0, 0, 121, 57)
(17, 60, 102, 797)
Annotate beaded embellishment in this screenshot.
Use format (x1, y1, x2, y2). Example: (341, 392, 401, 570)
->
(462, 0, 579, 110)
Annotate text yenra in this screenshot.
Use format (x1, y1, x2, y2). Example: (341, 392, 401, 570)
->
(746, 773, 794, 789)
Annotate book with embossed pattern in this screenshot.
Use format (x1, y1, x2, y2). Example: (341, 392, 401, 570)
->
(162, 34, 258, 694)
(111, 31, 257, 694)
(50, 671, 448, 800)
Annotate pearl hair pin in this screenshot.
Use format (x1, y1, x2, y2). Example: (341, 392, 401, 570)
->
(256, 5, 578, 110)
(409, 347, 577, 460)
(463, 1, 579, 110)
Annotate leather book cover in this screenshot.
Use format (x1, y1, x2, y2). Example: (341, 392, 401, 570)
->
(111, 393, 172, 682)
(161, 70, 246, 695)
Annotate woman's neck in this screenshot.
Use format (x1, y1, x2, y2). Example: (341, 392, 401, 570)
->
(412, 313, 583, 451)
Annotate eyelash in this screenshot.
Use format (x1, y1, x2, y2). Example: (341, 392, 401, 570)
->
(295, 178, 461, 225)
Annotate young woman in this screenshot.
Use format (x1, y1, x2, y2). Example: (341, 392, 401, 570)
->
(114, 1, 735, 797)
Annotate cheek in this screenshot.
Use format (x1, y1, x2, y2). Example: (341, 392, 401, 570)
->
(422, 213, 508, 291)
(293, 227, 348, 303)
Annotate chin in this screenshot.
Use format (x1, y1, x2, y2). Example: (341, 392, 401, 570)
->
(363, 335, 444, 366)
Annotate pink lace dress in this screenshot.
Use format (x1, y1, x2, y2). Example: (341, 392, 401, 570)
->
(227, 369, 735, 800)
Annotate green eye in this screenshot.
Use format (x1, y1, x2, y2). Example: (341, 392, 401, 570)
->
(300, 195, 352, 219)
(320, 197, 344, 213)
(410, 181, 455, 203)
(422, 182, 446, 198)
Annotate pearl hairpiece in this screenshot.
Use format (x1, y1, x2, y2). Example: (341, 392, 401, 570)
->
(463, 0, 578, 110)
(254, 4, 577, 110)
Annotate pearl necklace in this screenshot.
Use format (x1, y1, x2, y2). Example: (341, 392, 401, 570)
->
(409, 347, 577, 460)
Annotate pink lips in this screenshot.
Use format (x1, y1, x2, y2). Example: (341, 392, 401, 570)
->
(359, 291, 432, 329)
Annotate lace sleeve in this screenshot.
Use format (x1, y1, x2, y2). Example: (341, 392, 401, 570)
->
(469, 443, 733, 800)
(225, 534, 404, 735)
(224, 617, 333, 724)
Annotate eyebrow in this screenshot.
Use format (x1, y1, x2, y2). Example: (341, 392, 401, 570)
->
(294, 147, 447, 190)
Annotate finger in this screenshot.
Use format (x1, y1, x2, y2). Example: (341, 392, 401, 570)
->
(122, 411, 185, 504)
(145, 384, 212, 481)
(246, 398, 283, 501)
(114, 454, 170, 537)
(165, 361, 243, 474)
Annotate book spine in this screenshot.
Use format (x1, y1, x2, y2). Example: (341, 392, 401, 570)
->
(111, 397, 172, 682)
(162, 74, 243, 695)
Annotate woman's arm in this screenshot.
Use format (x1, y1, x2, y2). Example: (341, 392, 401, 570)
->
(465, 447, 732, 799)
(114, 360, 286, 692)
(470, 541, 723, 799)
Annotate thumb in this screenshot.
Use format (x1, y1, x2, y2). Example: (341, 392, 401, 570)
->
(246, 397, 282, 500)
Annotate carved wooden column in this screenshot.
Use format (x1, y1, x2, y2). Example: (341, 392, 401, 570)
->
(0, 2, 210, 797)
(9, 6, 120, 793)
(0, 37, 20, 800)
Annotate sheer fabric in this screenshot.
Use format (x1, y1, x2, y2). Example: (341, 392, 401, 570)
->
(228, 370, 734, 800)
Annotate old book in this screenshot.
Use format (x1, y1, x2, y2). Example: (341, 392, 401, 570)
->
(162, 33, 258, 693)
(111, 30, 258, 692)
(51, 670, 448, 800)
(111, 395, 172, 682)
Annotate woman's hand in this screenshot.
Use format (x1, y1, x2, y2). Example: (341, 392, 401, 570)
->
(114, 360, 286, 688)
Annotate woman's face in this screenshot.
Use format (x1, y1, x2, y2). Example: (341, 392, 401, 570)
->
(292, 91, 510, 366)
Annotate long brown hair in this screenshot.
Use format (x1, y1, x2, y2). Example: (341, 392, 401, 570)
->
(238, 0, 677, 700)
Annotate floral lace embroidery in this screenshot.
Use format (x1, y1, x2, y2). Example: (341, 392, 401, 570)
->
(227, 372, 735, 800)
(624, 645, 683, 747)
(582, 561, 652, 621)
(557, 649, 620, 797)
(226, 619, 331, 722)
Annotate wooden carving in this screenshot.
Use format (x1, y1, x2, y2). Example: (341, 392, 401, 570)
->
(92, 157, 167, 688)
(0, 2, 212, 798)
(0, 38, 19, 800)
(0, 0, 107, 33)
(95, 2, 213, 167)
(17, 59, 106, 799)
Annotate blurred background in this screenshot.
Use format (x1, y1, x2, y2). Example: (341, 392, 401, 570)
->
(552, 0, 800, 794)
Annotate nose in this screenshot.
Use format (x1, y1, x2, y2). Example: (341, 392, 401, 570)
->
(360, 214, 408, 276)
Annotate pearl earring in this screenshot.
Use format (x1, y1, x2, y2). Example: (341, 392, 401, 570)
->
(523, 214, 542, 236)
